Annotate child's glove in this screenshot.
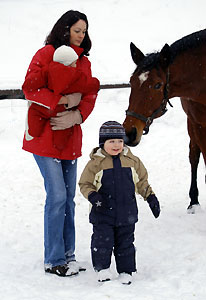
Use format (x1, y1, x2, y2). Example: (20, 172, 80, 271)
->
(147, 194, 160, 218)
(88, 191, 103, 207)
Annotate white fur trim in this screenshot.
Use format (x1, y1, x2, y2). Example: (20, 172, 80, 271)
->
(123, 146, 129, 155)
(94, 148, 105, 158)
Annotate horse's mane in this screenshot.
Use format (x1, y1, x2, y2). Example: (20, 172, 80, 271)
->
(170, 29, 206, 62)
(134, 52, 159, 74)
(134, 29, 206, 74)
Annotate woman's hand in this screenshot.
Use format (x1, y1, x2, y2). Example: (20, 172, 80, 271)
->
(50, 110, 82, 130)
(58, 95, 68, 104)
(58, 93, 82, 108)
(66, 93, 82, 108)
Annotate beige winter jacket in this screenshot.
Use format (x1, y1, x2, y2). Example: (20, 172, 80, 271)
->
(79, 146, 154, 201)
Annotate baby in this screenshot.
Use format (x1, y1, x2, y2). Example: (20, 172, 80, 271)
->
(28, 45, 99, 150)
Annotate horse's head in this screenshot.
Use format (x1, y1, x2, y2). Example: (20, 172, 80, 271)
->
(123, 42, 171, 146)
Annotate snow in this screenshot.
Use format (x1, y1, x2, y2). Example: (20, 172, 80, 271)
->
(1, 0, 206, 299)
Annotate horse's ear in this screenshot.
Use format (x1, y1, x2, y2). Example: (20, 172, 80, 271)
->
(130, 42, 145, 65)
(159, 43, 171, 69)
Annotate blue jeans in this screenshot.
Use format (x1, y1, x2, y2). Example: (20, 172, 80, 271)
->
(33, 154, 77, 267)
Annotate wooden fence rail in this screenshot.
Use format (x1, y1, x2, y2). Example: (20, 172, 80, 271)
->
(0, 83, 130, 100)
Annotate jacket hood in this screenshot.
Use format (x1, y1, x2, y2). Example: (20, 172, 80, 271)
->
(89, 146, 135, 160)
(70, 44, 84, 57)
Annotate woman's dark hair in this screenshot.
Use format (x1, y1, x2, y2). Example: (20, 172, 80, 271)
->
(45, 10, 91, 56)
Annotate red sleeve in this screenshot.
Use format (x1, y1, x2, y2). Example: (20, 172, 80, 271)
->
(76, 57, 100, 122)
(22, 45, 61, 110)
(84, 77, 100, 95)
(78, 93, 98, 122)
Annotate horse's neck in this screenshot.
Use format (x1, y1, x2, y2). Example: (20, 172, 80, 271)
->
(169, 45, 206, 105)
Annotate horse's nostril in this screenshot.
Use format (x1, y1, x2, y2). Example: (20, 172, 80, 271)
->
(131, 127, 137, 139)
(124, 135, 129, 144)
(125, 127, 137, 146)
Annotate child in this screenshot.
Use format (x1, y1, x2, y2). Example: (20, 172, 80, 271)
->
(79, 121, 160, 285)
(27, 45, 99, 150)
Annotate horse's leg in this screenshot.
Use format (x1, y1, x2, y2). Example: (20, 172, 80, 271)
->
(187, 119, 201, 212)
(188, 140, 200, 209)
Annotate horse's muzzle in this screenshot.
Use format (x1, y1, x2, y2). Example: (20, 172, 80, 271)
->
(124, 127, 140, 146)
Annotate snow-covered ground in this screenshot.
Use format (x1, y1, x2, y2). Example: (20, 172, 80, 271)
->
(1, 1, 206, 299)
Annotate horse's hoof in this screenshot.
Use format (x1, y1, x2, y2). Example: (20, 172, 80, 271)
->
(187, 204, 201, 214)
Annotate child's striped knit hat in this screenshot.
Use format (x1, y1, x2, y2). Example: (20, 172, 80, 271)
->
(99, 121, 126, 148)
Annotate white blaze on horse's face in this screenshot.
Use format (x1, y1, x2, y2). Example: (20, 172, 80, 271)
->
(139, 71, 149, 86)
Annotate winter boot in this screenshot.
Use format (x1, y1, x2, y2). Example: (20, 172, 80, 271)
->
(118, 272, 132, 285)
(45, 264, 69, 277)
(97, 268, 112, 282)
(66, 260, 86, 276)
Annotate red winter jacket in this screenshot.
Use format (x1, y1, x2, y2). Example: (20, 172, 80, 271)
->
(22, 44, 99, 160)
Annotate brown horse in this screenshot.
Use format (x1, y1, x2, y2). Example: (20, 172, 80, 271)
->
(123, 29, 206, 212)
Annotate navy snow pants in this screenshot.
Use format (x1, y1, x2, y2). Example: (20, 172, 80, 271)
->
(91, 223, 136, 274)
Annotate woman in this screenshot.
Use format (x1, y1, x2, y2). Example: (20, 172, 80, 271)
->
(22, 10, 99, 277)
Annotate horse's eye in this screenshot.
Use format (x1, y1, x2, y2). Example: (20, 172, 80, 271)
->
(154, 82, 162, 89)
